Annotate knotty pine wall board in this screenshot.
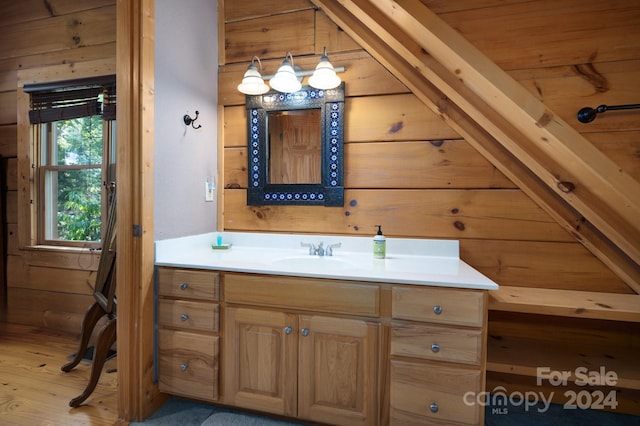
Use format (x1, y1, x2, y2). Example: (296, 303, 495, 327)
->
(222, 106, 246, 147)
(315, 10, 362, 54)
(224, 141, 518, 190)
(0, 0, 114, 27)
(0, 6, 116, 60)
(224, 10, 316, 64)
(511, 60, 640, 134)
(7, 255, 96, 294)
(223, 94, 460, 146)
(224, 0, 313, 23)
(489, 311, 638, 346)
(5, 158, 16, 190)
(0, 125, 17, 157)
(585, 132, 640, 181)
(344, 140, 516, 189)
(345, 94, 460, 142)
(462, 240, 632, 294)
(436, 0, 640, 71)
(23, 249, 100, 271)
(5, 191, 17, 225)
(0, 43, 116, 93)
(223, 188, 573, 242)
(6, 287, 93, 333)
(223, 147, 247, 188)
(0, 92, 17, 125)
(7, 225, 18, 256)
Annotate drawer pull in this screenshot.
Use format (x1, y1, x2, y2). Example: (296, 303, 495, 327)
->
(433, 305, 442, 315)
(301, 328, 310, 337)
(284, 326, 292, 335)
(180, 314, 189, 321)
(180, 363, 188, 372)
(431, 343, 440, 353)
(429, 402, 439, 413)
(180, 282, 189, 290)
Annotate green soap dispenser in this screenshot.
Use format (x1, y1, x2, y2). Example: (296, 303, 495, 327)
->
(373, 225, 386, 259)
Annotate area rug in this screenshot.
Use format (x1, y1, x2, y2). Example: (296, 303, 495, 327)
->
(201, 411, 301, 425)
(131, 398, 303, 426)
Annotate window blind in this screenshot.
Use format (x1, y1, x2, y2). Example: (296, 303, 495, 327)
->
(24, 75, 116, 124)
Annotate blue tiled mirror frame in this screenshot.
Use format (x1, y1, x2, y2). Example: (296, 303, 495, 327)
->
(245, 83, 345, 206)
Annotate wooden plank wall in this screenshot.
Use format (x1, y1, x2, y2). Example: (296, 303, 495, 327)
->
(0, 0, 116, 333)
(218, 0, 638, 295)
(219, 0, 640, 412)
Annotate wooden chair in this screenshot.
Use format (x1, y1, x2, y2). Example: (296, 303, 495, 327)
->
(61, 189, 117, 407)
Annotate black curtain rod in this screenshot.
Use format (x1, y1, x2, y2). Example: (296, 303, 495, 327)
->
(577, 103, 640, 123)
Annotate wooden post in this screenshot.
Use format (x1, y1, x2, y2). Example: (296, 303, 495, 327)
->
(116, 0, 164, 421)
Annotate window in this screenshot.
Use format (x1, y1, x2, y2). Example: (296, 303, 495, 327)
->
(24, 76, 116, 247)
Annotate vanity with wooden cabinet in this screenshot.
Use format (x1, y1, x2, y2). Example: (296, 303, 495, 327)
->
(155, 232, 498, 425)
(156, 267, 221, 402)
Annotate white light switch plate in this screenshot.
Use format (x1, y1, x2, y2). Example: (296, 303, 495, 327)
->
(205, 181, 215, 201)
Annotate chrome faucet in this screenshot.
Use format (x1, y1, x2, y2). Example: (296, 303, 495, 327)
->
(301, 241, 341, 256)
(326, 242, 341, 256)
(301, 242, 318, 255)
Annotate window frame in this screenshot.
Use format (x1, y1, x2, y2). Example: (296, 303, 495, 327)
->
(34, 118, 116, 248)
(16, 66, 117, 251)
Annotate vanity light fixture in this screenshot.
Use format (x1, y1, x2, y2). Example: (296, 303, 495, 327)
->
(269, 51, 302, 93)
(237, 48, 345, 95)
(308, 47, 342, 90)
(236, 56, 270, 95)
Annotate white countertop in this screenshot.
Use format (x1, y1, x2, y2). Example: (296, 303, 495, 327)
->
(154, 232, 499, 290)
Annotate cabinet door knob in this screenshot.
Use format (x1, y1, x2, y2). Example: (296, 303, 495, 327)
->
(431, 343, 440, 353)
(301, 328, 310, 337)
(433, 305, 442, 315)
(180, 363, 188, 372)
(180, 313, 189, 321)
(429, 402, 439, 413)
(180, 282, 189, 290)
(284, 326, 292, 335)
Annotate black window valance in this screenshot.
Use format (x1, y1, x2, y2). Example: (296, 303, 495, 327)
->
(24, 75, 116, 124)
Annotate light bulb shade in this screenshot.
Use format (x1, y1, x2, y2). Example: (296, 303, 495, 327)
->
(237, 64, 270, 95)
(308, 57, 341, 90)
(269, 59, 302, 93)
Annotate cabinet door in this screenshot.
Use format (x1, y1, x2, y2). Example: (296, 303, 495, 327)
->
(224, 307, 298, 417)
(298, 315, 379, 426)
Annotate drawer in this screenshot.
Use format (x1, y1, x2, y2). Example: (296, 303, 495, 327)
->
(391, 322, 482, 365)
(157, 268, 220, 301)
(392, 286, 484, 327)
(158, 299, 219, 332)
(390, 359, 481, 425)
(225, 273, 379, 317)
(158, 329, 219, 401)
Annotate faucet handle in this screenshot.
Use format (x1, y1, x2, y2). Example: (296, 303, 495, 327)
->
(301, 242, 315, 255)
(326, 242, 342, 256)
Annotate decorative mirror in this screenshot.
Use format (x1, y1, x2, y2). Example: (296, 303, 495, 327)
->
(246, 83, 344, 206)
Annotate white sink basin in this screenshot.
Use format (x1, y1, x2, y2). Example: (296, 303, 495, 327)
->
(270, 255, 355, 270)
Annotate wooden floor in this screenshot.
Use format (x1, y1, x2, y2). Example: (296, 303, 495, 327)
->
(0, 322, 119, 425)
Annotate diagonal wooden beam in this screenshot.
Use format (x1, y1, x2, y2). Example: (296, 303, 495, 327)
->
(357, 0, 640, 264)
(311, 0, 640, 291)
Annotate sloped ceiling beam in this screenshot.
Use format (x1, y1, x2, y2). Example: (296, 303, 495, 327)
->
(311, 0, 640, 291)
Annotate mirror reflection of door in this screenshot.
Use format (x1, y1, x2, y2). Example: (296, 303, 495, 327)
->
(268, 109, 322, 184)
